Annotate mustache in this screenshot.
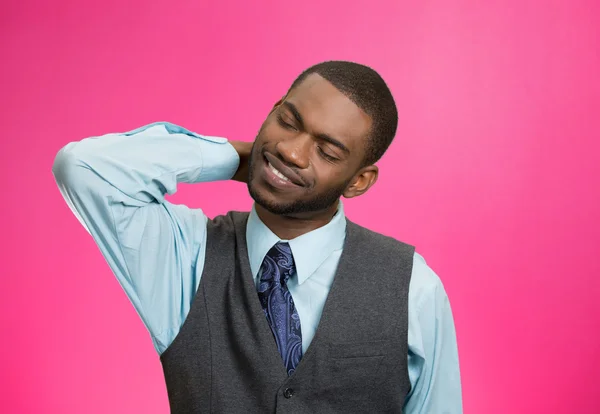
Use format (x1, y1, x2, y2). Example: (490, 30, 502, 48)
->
(249, 143, 311, 188)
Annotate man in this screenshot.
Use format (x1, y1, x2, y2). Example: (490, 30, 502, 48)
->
(53, 61, 462, 413)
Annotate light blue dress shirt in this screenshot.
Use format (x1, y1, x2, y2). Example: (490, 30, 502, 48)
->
(52, 122, 462, 413)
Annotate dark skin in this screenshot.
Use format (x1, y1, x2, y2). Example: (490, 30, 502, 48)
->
(230, 74, 379, 240)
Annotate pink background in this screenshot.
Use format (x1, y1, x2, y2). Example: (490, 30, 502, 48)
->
(2, 0, 599, 412)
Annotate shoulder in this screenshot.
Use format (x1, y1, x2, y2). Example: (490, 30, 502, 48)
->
(203, 211, 251, 244)
(206, 211, 250, 228)
(346, 219, 415, 257)
(410, 251, 448, 311)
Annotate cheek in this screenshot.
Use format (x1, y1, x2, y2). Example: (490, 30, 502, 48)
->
(262, 114, 281, 133)
(256, 122, 281, 148)
(313, 166, 348, 189)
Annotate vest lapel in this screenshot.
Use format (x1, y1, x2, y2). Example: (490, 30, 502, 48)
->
(267, 218, 359, 379)
(234, 213, 289, 379)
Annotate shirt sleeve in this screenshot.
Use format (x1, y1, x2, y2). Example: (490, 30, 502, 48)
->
(52, 122, 240, 353)
(404, 252, 463, 413)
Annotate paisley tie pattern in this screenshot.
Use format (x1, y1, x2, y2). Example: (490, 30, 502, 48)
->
(256, 242, 303, 376)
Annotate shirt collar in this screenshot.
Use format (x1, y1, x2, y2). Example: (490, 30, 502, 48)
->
(246, 200, 347, 285)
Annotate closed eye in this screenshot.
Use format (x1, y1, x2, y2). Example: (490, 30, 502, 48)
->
(276, 114, 297, 131)
(277, 111, 340, 162)
(317, 146, 339, 162)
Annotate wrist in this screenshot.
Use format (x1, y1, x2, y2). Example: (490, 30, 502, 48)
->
(229, 140, 253, 183)
(229, 140, 252, 159)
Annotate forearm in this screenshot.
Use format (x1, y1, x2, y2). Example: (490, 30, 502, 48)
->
(52, 122, 240, 206)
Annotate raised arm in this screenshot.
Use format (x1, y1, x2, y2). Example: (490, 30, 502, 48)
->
(52, 121, 246, 353)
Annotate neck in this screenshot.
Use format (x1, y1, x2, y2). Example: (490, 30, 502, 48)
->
(255, 201, 339, 240)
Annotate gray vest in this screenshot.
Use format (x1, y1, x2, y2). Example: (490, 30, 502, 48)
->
(160, 211, 415, 413)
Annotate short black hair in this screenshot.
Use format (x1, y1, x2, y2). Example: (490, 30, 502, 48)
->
(288, 60, 398, 167)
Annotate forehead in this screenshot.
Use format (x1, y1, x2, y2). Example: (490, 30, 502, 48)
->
(284, 74, 372, 148)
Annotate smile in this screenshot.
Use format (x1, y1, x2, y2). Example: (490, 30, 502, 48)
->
(268, 161, 291, 182)
(261, 153, 305, 190)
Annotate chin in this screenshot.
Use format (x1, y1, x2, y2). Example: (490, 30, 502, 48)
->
(248, 182, 296, 215)
(249, 182, 343, 217)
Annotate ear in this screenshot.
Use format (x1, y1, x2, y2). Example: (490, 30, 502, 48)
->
(342, 165, 379, 199)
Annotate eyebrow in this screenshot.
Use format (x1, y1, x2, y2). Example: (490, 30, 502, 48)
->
(282, 101, 351, 154)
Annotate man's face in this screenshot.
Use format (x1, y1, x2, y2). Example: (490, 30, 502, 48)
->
(247, 73, 373, 216)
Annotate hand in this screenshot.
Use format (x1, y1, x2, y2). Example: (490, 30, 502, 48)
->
(229, 140, 253, 183)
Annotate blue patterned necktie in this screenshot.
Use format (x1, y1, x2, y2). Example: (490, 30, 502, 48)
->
(257, 242, 303, 376)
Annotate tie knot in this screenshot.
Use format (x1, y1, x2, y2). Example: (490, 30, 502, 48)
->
(271, 241, 292, 257)
(261, 242, 295, 284)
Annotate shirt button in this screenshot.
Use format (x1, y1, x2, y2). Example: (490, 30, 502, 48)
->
(283, 388, 294, 398)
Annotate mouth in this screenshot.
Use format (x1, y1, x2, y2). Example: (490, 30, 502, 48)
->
(262, 152, 306, 189)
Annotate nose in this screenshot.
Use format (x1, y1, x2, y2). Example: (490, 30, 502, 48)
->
(276, 132, 311, 170)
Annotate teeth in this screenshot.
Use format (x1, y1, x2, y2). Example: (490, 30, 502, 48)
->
(268, 162, 290, 182)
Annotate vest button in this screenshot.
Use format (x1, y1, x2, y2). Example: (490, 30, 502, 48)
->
(283, 388, 294, 398)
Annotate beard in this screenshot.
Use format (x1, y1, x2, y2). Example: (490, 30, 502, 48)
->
(247, 141, 350, 215)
